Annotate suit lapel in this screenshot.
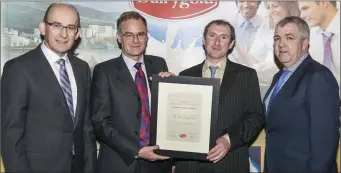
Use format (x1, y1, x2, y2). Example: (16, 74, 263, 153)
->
(192, 61, 205, 77)
(68, 55, 82, 129)
(267, 56, 312, 114)
(116, 55, 139, 97)
(35, 47, 71, 121)
(144, 56, 154, 93)
(219, 59, 238, 98)
(263, 72, 281, 103)
(274, 56, 312, 99)
(191, 59, 238, 98)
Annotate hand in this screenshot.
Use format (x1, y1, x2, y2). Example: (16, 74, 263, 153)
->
(158, 72, 174, 78)
(206, 137, 230, 163)
(149, 72, 175, 81)
(137, 145, 170, 161)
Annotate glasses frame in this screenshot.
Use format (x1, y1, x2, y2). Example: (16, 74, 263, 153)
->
(44, 21, 78, 34)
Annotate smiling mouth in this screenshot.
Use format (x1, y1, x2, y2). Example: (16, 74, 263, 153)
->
(212, 47, 221, 50)
(56, 40, 67, 44)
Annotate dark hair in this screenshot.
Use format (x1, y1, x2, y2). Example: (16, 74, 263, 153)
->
(276, 16, 310, 40)
(203, 19, 236, 42)
(117, 11, 147, 33)
(203, 19, 236, 55)
(43, 3, 80, 28)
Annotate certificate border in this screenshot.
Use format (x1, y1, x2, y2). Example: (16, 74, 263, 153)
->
(150, 75, 220, 160)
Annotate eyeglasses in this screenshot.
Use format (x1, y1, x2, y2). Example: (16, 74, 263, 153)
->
(121, 32, 147, 41)
(44, 21, 78, 34)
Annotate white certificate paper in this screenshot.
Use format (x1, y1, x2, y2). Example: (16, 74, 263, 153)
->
(156, 83, 213, 153)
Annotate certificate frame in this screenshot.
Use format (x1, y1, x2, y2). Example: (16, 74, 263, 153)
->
(150, 75, 220, 160)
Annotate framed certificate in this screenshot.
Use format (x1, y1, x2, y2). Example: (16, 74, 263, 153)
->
(150, 75, 220, 160)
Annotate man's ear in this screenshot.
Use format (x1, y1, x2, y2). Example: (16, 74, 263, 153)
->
(229, 40, 235, 49)
(302, 39, 310, 51)
(116, 32, 122, 44)
(39, 22, 46, 36)
(75, 28, 80, 40)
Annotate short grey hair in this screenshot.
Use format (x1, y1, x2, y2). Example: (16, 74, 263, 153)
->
(276, 16, 310, 40)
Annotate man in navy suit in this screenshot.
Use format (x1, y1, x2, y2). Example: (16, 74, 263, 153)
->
(264, 16, 340, 173)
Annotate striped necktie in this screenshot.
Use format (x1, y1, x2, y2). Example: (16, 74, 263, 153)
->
(57, 59, 74, 122)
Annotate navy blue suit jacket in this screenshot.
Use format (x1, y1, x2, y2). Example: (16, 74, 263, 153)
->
(264, 55, 340, 173)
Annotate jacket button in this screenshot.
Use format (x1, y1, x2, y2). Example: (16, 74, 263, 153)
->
(135, 131, 139, 135)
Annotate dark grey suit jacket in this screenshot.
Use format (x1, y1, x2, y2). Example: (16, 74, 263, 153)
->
(1, 46, 97, 172)
(174, 59, 265, 173)
(91, 55, 172, 173)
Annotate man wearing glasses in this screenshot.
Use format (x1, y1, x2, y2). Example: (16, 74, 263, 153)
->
(1, 3, 97, 173)
(91, 11, 172, 173)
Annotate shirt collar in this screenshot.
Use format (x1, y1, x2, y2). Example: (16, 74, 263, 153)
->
(41, 41, 69, 64)
(238, 13, 263, 28)
(285, 53, 308, 73)
(202, 57, 227, 72)
(122, 53, 145, 71)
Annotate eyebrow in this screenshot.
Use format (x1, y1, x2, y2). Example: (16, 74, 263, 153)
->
(274, 33, 295, 38)
(50, 21, 76, 27)
(208, 32, 230, 37)
(284, 33, 295, 37)
(122, 31, 146, 34)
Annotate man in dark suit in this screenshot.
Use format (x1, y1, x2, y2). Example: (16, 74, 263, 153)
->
(1, 3, 97, 173)
(90, 11, 172, 173)
(174, 19, 264, 173)
(264, 16, 340, 173)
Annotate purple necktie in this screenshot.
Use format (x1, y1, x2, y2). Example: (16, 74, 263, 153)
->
(322, 32, 333, 70)
(57, 59, 74, 122)
(57, 59, 75, 154)
(134, 62, 150, 147)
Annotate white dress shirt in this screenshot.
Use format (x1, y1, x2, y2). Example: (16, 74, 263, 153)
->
(309, 10, 340, 90)
(122, 53, 152, 110)
(230, 13, 266, 63)
(41, 41, 77, 114)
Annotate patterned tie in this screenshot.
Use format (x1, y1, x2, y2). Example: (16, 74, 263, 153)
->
(134, 62, 150, 147)
(266, 70, 290, 116)
(57, 59, 74, 122)
(322, 32, 333, 70)
(209, 66, 219, 79)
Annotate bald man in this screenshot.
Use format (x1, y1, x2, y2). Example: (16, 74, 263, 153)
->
(1, 3, 97, 173)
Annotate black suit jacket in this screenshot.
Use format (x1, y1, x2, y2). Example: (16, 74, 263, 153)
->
(174, 59, 264, 173)
(91, 55, 171, 173)
(1, 46, 97, 173)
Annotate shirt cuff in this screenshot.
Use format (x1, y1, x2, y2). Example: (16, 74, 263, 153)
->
(222, 134, 231, 144)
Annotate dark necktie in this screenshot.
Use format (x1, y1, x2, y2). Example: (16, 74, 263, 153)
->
(134, 62, 150, 147)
